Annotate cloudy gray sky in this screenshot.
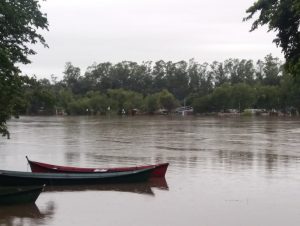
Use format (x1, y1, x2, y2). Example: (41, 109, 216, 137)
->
(20, 0, 283, 79)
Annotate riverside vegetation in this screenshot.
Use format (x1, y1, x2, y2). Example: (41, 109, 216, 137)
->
(19, 55, 299, 116)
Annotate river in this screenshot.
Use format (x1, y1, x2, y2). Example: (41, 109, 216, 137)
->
(1, 116, 300, 226)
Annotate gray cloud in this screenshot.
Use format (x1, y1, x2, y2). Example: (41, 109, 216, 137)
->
(20, 0, 283, 79)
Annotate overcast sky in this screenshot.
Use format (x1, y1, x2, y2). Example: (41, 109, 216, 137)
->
(20, 0, 283, 79)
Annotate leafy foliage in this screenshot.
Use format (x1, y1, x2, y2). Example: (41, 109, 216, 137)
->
(0, 0, 48, 72)
(244, 0, 300, 77)
(0, 0, 48, 137)
(20, 54, 299, 117)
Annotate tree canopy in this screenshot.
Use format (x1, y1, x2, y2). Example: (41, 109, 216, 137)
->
(244, 0, 300, 78)
(0, 0, 48, 137)
(18, 55, 300, 117)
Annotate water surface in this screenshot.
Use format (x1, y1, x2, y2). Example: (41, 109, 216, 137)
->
(1, 116, 300, 226)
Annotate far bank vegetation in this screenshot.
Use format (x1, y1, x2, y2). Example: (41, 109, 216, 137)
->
(20, 55, 300, 116)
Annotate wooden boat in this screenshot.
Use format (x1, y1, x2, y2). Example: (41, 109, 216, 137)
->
(0, 185, 44, 205)
(26, 157, 169, 177)
(0, 168, 153, 186)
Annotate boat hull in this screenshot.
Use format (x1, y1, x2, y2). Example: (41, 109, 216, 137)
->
(0, 168, 153, 186)
(0, 186, 44, 205)
(27, 157, 168, 178)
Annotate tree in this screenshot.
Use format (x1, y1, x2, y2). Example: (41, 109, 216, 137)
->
(280, 73, 300, 113)
(192, 95, 212, 113)
(239, 59, 255, 85)
(255, 59, 265, 83)
(230, 83, 255, 111)
(109, 61, 131, 89)
(57, 88, 74, 114)
(255, 85, 281, 110)
(152, 60, 167, 93)
(144, 94, 160, 114)
(158, 89, 178, 113)
(26, 87, 56, 115)
(224, 59, 255, 85)
(210, 84, 232, 112)
(210, 61, 227, 87)
(262, 54, 282, 86)
(165, 61, 189, 100)
(244, 0, 300, 78)
(63, 62, 82, 94)
(127, 61, 153, 95)
(188, 59, 201, 93)
(0, 0, 48, 137)
(84, 62, 113, 92)
(107, 89, 143, 114)
(197, 63, 213, 96)
(225, 59, 242, 84)
(86, 91, 108, 115)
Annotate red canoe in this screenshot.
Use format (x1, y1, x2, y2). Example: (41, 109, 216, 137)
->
(26, 157, 168, 178)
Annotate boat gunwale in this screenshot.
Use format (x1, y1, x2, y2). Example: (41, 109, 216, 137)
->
(27, 157, 168, 172)
(0, 167, 155, 179)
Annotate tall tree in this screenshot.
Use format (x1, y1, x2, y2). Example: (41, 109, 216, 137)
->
(158, 89, 178, 113)
(239, 59, 255, 85)
(165, 61, 189, 100)
(198, 63, 213, 96)
(127, 61, 153, 95)
(225, 59, 243, 84)
(63, 62, 82, 94)
(262, 54, 282, 86)
(0, 0, 48, 137)
(255, 59, 265, 83)
(210, 61, 227, 87)
(152, 60, 167, 93)
(85, 62, 113, 92)
(187, 59, 201, 93)
(244, 0, 300, 78)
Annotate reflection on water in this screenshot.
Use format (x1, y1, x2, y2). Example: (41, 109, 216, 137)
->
(0, 179, 168, 226)
(0, 202, 55, 226)
(44, 178, 168, 196)
(1, 116, 300, 226)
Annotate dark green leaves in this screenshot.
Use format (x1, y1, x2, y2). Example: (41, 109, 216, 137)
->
(0, 0, 48, 138)
(244, 0, 300, 77)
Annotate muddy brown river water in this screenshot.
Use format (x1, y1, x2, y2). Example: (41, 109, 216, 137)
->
(1, 116, 300, 226)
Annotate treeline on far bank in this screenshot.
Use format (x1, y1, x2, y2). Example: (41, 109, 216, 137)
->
(18, 54, 300, 116)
